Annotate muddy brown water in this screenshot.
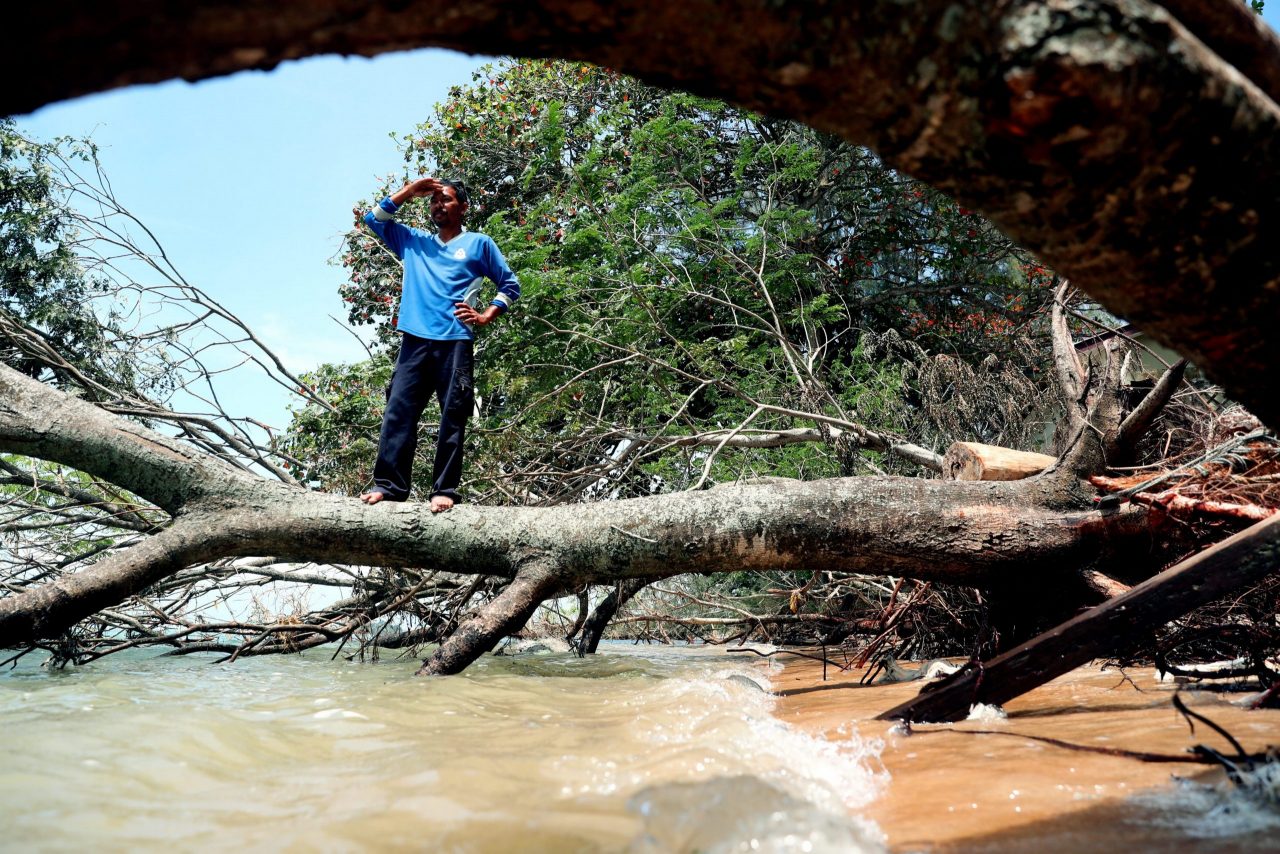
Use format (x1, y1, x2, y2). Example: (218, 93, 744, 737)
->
(1, 645, 1277, 852)
(771, 655, 1280, 852)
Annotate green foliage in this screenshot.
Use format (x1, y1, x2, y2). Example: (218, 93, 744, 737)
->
(276, 357, 395, 493)
(290, 59, 1057, 502)
(0, 120, 111, 380)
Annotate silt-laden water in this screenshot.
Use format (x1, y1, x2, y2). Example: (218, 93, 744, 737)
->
(0, 645, 883, 852)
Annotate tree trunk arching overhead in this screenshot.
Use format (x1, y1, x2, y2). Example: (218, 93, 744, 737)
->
(7, 1, 1280, 431)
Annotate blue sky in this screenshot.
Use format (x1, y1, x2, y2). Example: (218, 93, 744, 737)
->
(14, 6, 1280, 429)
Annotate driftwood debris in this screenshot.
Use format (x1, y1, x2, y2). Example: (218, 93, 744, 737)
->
(1089, 430, 1280, 523)
(878, 513, 1280, 723)
(942, 442, 1056, 482)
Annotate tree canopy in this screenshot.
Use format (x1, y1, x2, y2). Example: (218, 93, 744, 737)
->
(284, 59, 1059, 508)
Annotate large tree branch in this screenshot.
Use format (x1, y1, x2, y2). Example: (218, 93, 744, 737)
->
(0, 518, 227, 646)
(575, 578, 649, 654)
(1154, 0, 1280, 104)
(880, 512, 1280, 722)
(416, 561, 562, 674)
(1, 350, 1166, 650)
(1113, 357, 1188, 456)
(0, 361, 249, 513)
(1051, 283, 1085, 412)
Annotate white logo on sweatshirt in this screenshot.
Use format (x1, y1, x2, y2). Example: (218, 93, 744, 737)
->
(454, 248, 467, 260)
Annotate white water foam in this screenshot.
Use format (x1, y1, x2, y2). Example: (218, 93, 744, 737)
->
(966, 703, 1009, 723)
(551, 656, 888, 852)
(1130, 759, 1280, 838)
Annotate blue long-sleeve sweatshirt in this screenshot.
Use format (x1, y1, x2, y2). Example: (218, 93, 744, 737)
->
(363, 196, 520, 341)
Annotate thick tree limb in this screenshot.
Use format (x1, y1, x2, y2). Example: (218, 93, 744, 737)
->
(0, 519, 225, 645)
(1, 357, 1162, 648)
(1155, 0, 1280, 105)
(1051, 284, 1085, 411)
(0, 361, 246, 513)
(1113, 358, 1189, 456)
(942, 442, 1055, 482)
(416, 561, 561, 674)
(1049, 286, 1131, 476)
(576, 578, 648, 654)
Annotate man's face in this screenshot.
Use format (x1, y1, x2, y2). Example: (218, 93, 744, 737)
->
(430, 186, 467, 230)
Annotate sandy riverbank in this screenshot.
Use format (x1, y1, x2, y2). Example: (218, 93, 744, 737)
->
(765, 653, 1280, 852)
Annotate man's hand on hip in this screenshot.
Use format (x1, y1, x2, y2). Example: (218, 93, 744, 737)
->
(455, 303, 500, 326)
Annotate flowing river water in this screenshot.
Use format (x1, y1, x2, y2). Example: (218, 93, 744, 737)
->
(1, 644, 1278, 852)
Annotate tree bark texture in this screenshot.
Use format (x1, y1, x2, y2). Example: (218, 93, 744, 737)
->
(7, 2, 1280, 432)
(416, 562, 561, 675)
(878, 513, 1280, 723)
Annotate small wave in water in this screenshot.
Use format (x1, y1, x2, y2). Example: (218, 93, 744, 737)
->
(0, 644, 884, 852)
(1130, 761, 1280, 839)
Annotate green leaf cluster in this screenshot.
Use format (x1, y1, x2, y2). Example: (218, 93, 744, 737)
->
(0, 120, 113, 382)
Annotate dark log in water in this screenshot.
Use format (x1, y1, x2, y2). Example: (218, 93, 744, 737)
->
(880, 513, 1280, 723)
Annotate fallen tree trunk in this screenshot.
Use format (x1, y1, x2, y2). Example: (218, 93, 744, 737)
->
(7, 1, 1280, 434)
(0, 358, 1156, 672)
(418, 562, 561, 675)
(1, 281, 1198, 675)
(878, 513, 1280, 723)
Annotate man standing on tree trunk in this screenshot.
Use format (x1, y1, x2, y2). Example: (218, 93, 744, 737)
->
(359, 177, 520, 512)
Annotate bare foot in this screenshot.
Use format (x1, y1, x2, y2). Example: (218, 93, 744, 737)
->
(360, 490, 388, 505)
(430, 495, 455, 513)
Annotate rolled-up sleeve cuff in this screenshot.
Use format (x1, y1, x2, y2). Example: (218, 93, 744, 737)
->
(372, 196, 398, 221)
(491, 293, 514, 311)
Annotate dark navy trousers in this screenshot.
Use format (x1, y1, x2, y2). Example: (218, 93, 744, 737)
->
(371, 334, 474, 502)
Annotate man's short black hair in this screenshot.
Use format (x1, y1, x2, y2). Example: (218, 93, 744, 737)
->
(441, 179, 469, 207)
